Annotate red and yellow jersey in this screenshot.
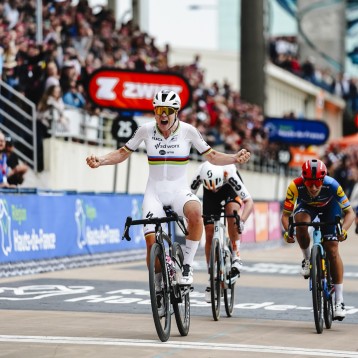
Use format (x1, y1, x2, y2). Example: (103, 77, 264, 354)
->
(283, 175, 351, 214)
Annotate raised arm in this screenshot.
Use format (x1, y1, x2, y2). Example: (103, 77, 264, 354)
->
(205, 148, 250, 165)
(86, 147, 131, 168)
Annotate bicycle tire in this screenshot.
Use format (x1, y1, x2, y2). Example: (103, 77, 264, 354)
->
(323, 257, 333, 329)
(149, 242, 171, 342)
(224, 241, 235, 317)
(172, 242, 190, 336)
(210, 237, 221, 321)
(311, 245, 324, 334)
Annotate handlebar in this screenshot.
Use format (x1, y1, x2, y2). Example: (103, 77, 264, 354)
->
(203, 210, 242, 234)
(122, 209, 189, 241)
(288, 215, 342, 238)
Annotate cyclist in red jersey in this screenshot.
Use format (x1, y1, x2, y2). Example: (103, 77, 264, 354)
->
(281, 159, 355, 320)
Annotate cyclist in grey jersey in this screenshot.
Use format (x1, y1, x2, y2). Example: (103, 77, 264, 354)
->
(190, 162, 254, 302)
(86, 89, 251, 285)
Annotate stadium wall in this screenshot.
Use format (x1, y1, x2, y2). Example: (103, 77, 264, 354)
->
(169, 48, 345, 137)
(31, 138, 291, 201)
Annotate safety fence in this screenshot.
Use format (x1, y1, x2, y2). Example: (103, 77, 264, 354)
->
(0, 189, 282, 277)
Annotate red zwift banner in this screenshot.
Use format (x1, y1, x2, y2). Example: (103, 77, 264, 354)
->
(87, 69, 192, 112)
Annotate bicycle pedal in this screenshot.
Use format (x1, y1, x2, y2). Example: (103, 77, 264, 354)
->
(333, 316, 344, 322)
(231, 269, 240, 278)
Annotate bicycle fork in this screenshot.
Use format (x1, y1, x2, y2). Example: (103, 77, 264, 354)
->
(310, 244, 333, 300)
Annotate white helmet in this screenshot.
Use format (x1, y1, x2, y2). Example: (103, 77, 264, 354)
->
(200, 162, 224, 191)
(153, 89, 181, 110)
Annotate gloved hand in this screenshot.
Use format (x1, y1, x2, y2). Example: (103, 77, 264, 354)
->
(239, 221, 245, 233)
(338, 229, 348, 242)
(284, 231, 295, 243)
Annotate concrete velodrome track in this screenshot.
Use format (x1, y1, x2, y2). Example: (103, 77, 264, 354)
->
(0, 226, 357, 358)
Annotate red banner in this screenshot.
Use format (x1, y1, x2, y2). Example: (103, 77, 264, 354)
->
(87, 69, 192, 112)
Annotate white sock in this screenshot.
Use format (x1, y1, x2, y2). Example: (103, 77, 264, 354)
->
(334, 283, 344, 303)
(183, 239, 200, 266)
(301, 247, 310, 260)
(233, 240, 240, 259)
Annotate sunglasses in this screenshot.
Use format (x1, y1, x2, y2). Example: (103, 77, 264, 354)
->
(304, 178, 324, 188)
(154, 107, 176, 116)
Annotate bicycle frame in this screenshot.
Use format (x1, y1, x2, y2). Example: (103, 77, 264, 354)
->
(204, 209, 241, 320)
(311, 227, 335, 301)
(212, 214, 239, 288)
(122, 206, 190, 342)
(288, 215, 342, 333)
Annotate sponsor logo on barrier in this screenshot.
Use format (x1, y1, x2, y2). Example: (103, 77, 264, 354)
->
(0, 199, 57, 257)
(75, 199, 121, 249)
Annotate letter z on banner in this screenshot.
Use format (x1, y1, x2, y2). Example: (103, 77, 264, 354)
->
(87, 69, 192, 112)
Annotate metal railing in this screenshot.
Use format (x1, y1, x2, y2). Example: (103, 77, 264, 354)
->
(0, 79, 300, 177)
(0, 79, 38, 171)
(0, 79, 116, 173)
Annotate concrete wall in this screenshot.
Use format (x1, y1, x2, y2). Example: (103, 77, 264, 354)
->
(22, 138, 291, 201)
(169, 49, 345, 139)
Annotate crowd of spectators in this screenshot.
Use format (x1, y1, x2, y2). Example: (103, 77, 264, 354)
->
(322, 143, 358, 200)
(269, 36, 358, 114)
(0, 0, 278, 171)
(0, 1, 357, 199)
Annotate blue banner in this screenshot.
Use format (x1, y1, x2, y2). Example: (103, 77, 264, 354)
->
(264, 117, 330, 145)
(0, 193, 145, 263)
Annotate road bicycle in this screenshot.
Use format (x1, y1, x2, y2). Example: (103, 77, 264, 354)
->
(288, 215, 343, 334)
(122, 206, 191, 342)
(203, 209, 241, 321)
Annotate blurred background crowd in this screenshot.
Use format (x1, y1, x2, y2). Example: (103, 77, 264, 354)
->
(0, 0, 357, 201)
(269, 35, 358, 114)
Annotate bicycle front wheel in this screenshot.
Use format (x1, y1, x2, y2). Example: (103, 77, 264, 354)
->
(172, 242, 190, 336)
(149, 242, 171, 342)
(210, 237, 221, 321)
(311, 245, 324, 334)
(224, 242, 235, 317)
(323, 257, 333, 329)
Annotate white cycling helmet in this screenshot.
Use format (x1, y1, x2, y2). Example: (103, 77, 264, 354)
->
(200, 162, 224, 191)
(153, 89, 181, 110)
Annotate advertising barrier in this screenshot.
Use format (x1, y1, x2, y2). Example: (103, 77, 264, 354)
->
(0, 191, 282, 267)
(0, 192, 145, 264)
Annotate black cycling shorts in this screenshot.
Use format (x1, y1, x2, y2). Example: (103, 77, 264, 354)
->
(202, 184, 241, 225)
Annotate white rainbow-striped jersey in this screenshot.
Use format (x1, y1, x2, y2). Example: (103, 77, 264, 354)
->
(124, 121, 212, 233)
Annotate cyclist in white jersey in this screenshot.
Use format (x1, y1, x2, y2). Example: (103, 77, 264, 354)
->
(86, 89, 251, 286)
(190, 162, 254, 302)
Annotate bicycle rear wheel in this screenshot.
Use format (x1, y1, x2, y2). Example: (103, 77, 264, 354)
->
(224, 241, 235, 317)
(172, 242, 190, 336)
(323, 257, 333, 329)
(210, 237, 221, 321)
(311, 245, 324, 334)
(149, 242, 171, 342)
